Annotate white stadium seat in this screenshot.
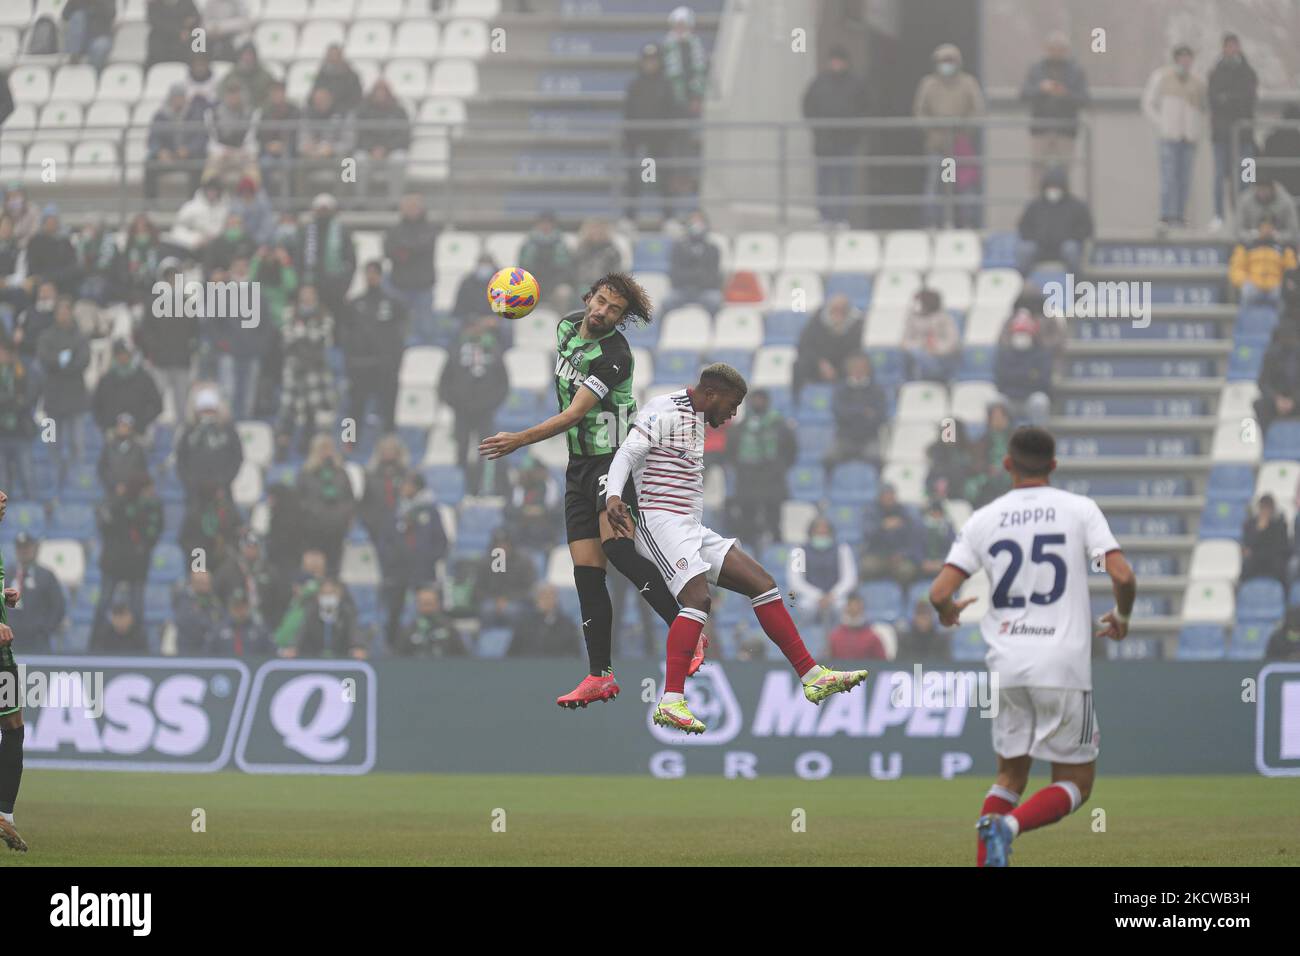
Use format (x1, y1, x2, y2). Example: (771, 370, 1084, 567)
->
(345, 462, 366, 500)
(393, 20, 441, 59)
(407, 136, 450, 183)
(973, 268, 1023, 310)
(659, 307, 712, 351)
(399, 347, 449, 388)
(751, 345, 796, 388)
(712, 307, 764, 351)
(23, 140, 69, 185)
(1188, 540, 1242, 583)
(67, 141, 119, 184)
(862, 304, 906, 348)
(363, 0, 404, 15)
(771, 270, 824, 314)
(0, 28, 19, 63)
(0, 2, 31, 29)
(9, 66, 52, 106)
(442, 18, 490, 58)
(504, 347, 550, 390)
(514, 309, 560, 350)
(395, 386, 438, 428)
(732, 231, 781, 273)
(1218, 381, 1259, 421)
(430, 60, 479, 96)
(97, 63, 144, 102)
(780, 501, 819, 545)
(886, 420, 938, 463)
(39, 540, 86, 590)
(484, 232, 525, 268)
(451, 0, 501, 14)
(236, 421, 275, 469)
(311, 0, 356, 18)
(782, 231, 832, 272)
(384, 59, 429, 101)
(1210, 422, 1261, 464)
(297, 21, 346, 61)
(881, 461, 927, 505)
(923, 269, 973, 311)
(84, 100, 130, 133)
(231, 461, 265, 508)
(109, 21, 149, 63)
(1181, 580, 1235, 625)
(0, 144, 22, 174)
(931, 229, 982, 271)
(882, 230, 932, 270)
(419, 97, 468, 131)
(436, 231, 481, 273)
(546, 544, 575, 588)
(963, 303, 1007, 346)
(4, 105, 36, 144)
(1255, 461, 1300, 526)
(634, 271, 669, 307)
(143, 63, 187, 101)
(262, 0, 310, 18)
(895, 381, 950, 424)
(285, 61, 318, 102)
(51, 65, 97, 103)
(832, 230, 881, 273)
(254, 22, 299, 62)
(870, 269, 921, 308)
(950, 381, 1001, 426)
(345, 20, 393, 60)
(37, 102, 83, 142)
(341, 543, 382, 587)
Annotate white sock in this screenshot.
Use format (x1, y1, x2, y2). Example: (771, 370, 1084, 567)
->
(661, 692, 684, 704)
(800, 664, 827, 686)
(1004, 815, 1021, 839)
(0, 811, 13, 825)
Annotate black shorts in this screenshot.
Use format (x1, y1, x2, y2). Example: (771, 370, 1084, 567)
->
(564, 454, 637, 543)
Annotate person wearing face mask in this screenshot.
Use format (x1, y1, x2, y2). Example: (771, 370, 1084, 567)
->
(1019, 32, 1090, 191)
(384, 193, 440, 335)
(793, 293, 864, 401)
(1015, 165, 1093, 277)
(901, 289, 960, 382)
(3, 188, 39, 245)
(663, 210, 723, 315)
(295, 579, 366, 659)
(1141, 45, 1207, 232)
(92, 338, 164, 437)
(1236, 179, 1299, 247)
(827, 594, 890, 661)
(622, 43, 679, 224)
(1207, 34, 1258, 231)
(802, 46, 871, 225)
(913, 43, 985, 228)
(994, 312, 1052, 428)
(788, 517, 857, 626)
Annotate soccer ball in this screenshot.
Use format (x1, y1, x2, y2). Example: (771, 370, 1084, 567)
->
(487, 266, 540, 320)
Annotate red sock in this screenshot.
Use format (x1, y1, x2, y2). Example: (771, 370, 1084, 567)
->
(1010, 782, 1079, 836)
(751, 588, 816, 677)
(664, 609, 708, 694)
(976, 785, 1020, 867)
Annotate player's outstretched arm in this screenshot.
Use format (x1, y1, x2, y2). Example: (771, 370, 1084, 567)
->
(929, 564, 978, 627)
(478, 386, 600, 459)
(1096, 551, 1137, 641)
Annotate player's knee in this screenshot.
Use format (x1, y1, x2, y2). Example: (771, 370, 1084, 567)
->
(678, 580, 710, 614)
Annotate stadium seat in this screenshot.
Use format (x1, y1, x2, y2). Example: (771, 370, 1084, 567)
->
(1254, 460, 1300, 517)
(450, 0, 502, 16)
(1181, 580, 1235, 624)
(38, 539, 86, 590)
(950, 625, 986, 661)
(653, 350, 702, 383)
(45, 502, 95, 539)
(68, 141, 119, 184)
(511, 309, 558, 351)
(419, 97, 468, 132)
(709, 349, 752, 382)
(84, 100, 130, 134)
(886, 421, 937, 464)
(870, 269, 921, 308)
(865, 347, 906, 389)
(931, 229, 982, 271)
(732, 231, 781, 272)
(831, 230, 881, 273)
(3, 105, 36, 145)
(1210, 422, 1261, 464)
(1226, 343, 1264, 382)
(794, 384, 833, 424)
(949, 381, 999, 427)
(751, 345, 796, 388)
(973, 269, 1022, 311)
(232, 461, 264, 508)
(881, 462, 926, 505)
(1187, 539, 1241, 582)
(779, 501, 818, 544)
(787, 464, 825, 503)
(484, 232, 525, 268)
(393, 19, 441, 58)
(264, 0, 311, 16)
(782, 231, 831, 272)
(0, 143, 22, 175)
(385, 59, 430, 100)
(546, 545, 575, 588)
(395, 385, 438, 428)
(399, 346, 449, 388)
(981, 232, 1019, 269)
(1175, 625, 1226, 660)
(475, 627, 514, 659)
(1198, 499, 1246, 540)
(862, 580, 904, 624)
(0, 2, 30, 28)
(51, 65, 97, 103)
(828, 462, 878, 505)
(822, 273, 872, 310)
(923, 269, 973, 311)
(254, 21, 299, 61)
(882, 231, 931, 271)
(862, 304, 906, 348)
(1264, 421, 1300, 461)
(431, 60, 479, 97)
(1217, 381, 1259, 422)
(1205, 463, 1255, 503)
(38, 102, 83, 142)
(771, 270, 824, 314)
(711, 307, 763, 351)
(436, 230, 480, 274)
(442, 18, 491, 58)
(1236, 577, 1285, 624)
(723, 270, 769, 305)
(9, 66, 52, 106)
(97, 63, 145, 103)
(426, 465, 465, 503)
(344, 19, 392, 59)
(1228, 622, 1269, 660)
(895, 381, 949, 423)
(1237, 304, 1278, 340)
(659, 307, 712, 350)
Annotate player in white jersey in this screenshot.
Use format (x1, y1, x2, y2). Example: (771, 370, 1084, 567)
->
(604, 364, 868, 734)
(927, 426, 1136, 867)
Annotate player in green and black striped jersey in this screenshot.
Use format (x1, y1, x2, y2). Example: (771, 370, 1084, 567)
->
(480, 273, 697, 709)
(0, 490, 29, 852)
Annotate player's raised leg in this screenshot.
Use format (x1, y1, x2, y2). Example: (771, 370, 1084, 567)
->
(715, 543, 868, 703)
(651, 572, 710, 734)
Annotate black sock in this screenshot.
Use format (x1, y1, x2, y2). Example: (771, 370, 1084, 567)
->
(603, 537, 680, 627)
(574, 565, 614, 677)
(0, 725, 24, 815)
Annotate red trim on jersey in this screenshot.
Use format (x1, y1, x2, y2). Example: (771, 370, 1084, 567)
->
(641, 470, 702, 482)
(638, 490, 699, 503)
(943, 562, 971, 579)
(639, 506, 695, 515)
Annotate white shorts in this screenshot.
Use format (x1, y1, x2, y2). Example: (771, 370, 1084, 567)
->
(633, 509, 737, 599)
(991, 687, 1099, 764)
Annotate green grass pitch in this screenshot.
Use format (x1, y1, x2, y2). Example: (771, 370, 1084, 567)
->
(8, 772, 1299, 865)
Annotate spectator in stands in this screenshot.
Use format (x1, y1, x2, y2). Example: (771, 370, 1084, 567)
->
(994, 311, 1052, 427)
(248, 241, 297, 414)
(345, 261, 409, 440)
(1019, 31, 1089, 190)
(25, 207, 80, 294)
(1241, 493, 1289, 584)
(788, 516, 857, 625)
(296, 193, 356, 322)
(221, 42, 274, 109)
(298, 88, 356, 197)
(136, 259, 195, 423)
(1253, 322, 1300, 431)
(296, 434, 356, 575)
(401, 585, 463, 657)
(1015, 164, 1092, 276)
(145, 85, 206, 200)
(1229, 217, 1297, 307)
(801, 46, 871, 225)
(75, 218, 123, 305)
(202, 0, 252, 62)
(5, 532, 67, 654)
(176, 384, 242, 506)
(926, 419, 974, 500)
(913, 43, 985, 228)
(227, 176, 274, 247)
(1142, 44, 1206, 232)
(215, 530, 285, 630)
(93, 598, 147, 654)
(272, 548, 326, 650)
(171, 178, 229, 255)
(662, 210, 722, 315)
(359, 433, 411, 564)
(436, 312, 509, 471)
(356, 80, 411, 202)
(1261, 104, 1300, 199)
(276, 284, 337, 458)
(662, 6, 708, 203)
(792, 292, 864, 401)
(0, 215, 28, 327)
(11, 280, 57, 364)
(860, 484, 921, 585)
(964, 401, 1013, 506)
(384, 193, 439, 331)
(35, 297, 91, 495)
(173, 569, 225, 654)
(1236, 179, 1299, 247)
(505, 453, 561, 552)
(622, 43, 679, 223)
(145, 0, 200, 69)
(1207, 33, 1258, 231)
(93, 338, 163, 437)
(828, 593, 889, 660)
(92, 473, 162, 645)
(510, 584, 581, 658)
(452, 253, 497, 321)
(901, 288, 960, 381)
(384, 473, 448, 650)
(572, 219, 624, 294)
(294, 578, 367, 659)
(900, 600, 948, 660)
(918, 497, 955, 580)
(1265, 606, 1300, 661)
(257, 81, 300, 200)
(62, 0, 115, 72)
(823, 351, 887, 469)
(312, 44, 364, 115)
(210, 587, 271, 656)
(722, 388, 795, 549)
(185, 51, 220, 108)
(3, 189, 38, 244)
(519, 211, 574, 310)
(473, 527, 537, 630)
(97, 413, 148, 495)
(0, 334, 40, 497)
(203, 83, 260, 187)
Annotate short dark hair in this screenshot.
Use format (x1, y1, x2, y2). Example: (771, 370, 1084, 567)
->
(1173, 44, 1193, 59)
(1008, 426, 1056, 476)
(583, 271, 653, 325)
(699, 362, 748, 397)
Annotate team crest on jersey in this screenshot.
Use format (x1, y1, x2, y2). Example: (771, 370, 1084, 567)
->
(676, 558, 688, 570)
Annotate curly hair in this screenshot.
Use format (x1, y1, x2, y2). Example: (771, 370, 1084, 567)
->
(583, 271, 653, 327)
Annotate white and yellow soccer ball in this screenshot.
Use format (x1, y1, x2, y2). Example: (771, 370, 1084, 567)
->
(486, 266, 540, 320)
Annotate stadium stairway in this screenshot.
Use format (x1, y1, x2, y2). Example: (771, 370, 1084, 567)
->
(1053, 236, 1235, 657)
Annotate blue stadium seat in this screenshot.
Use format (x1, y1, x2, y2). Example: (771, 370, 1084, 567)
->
(793, 424, 834, 463)
(787, 464, 825, 503)
(475, 627, 514, 659)
(1228, 622, 1269, 660)
(398, 427, 428, 462)
(905, 580, 931, 612)
(1175, 624, 1227, 660)
(654, 350, 702, 383)
(795, 384, 834, 424)
(828, 462, 878, 505)
(824, 503, 864, 545)
(865, 348, 906, 389)
(861, 580, 904, 624)
(1027, 267, 1066, 292)
(554, 586, 581, 623)
(1290, 580, 1300, 606)
(981, 232, 1019, 269)
(709, 349, 753, 381)
(1205, 464, 1256, 503)
(1198, 499, 1246, 540)
(456, 503, 504, 553)
(149, 544, 185, 584)
(1264, 421, 1300, 460)
(498, 388, 544, 432)
(0, 503, 45, 541)
(956, 345, 995, 381)
(1237, 304, 1279, 339)
(144, 584, 172, 623)
(632, 235, 672, 272)
(427, 466, 466, 504)
(62, 465, 100, 502)
(762, 542, 797, 576)
(1226, 343, 1265, 381)
(951, 625, 986, 661)
(763, 310, 807, 346)
(764, 385, 795, 418)
(1236, 577, 1285, 624)
(46, 502, 96, 539)
(622, 318, 659, 350)
(824, 273, 873, 310)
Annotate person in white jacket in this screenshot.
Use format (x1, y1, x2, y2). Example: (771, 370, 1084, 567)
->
(1141, 44, 1207, 232)
(787, 516, 858, 625)
(169, 179, 229, 253)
